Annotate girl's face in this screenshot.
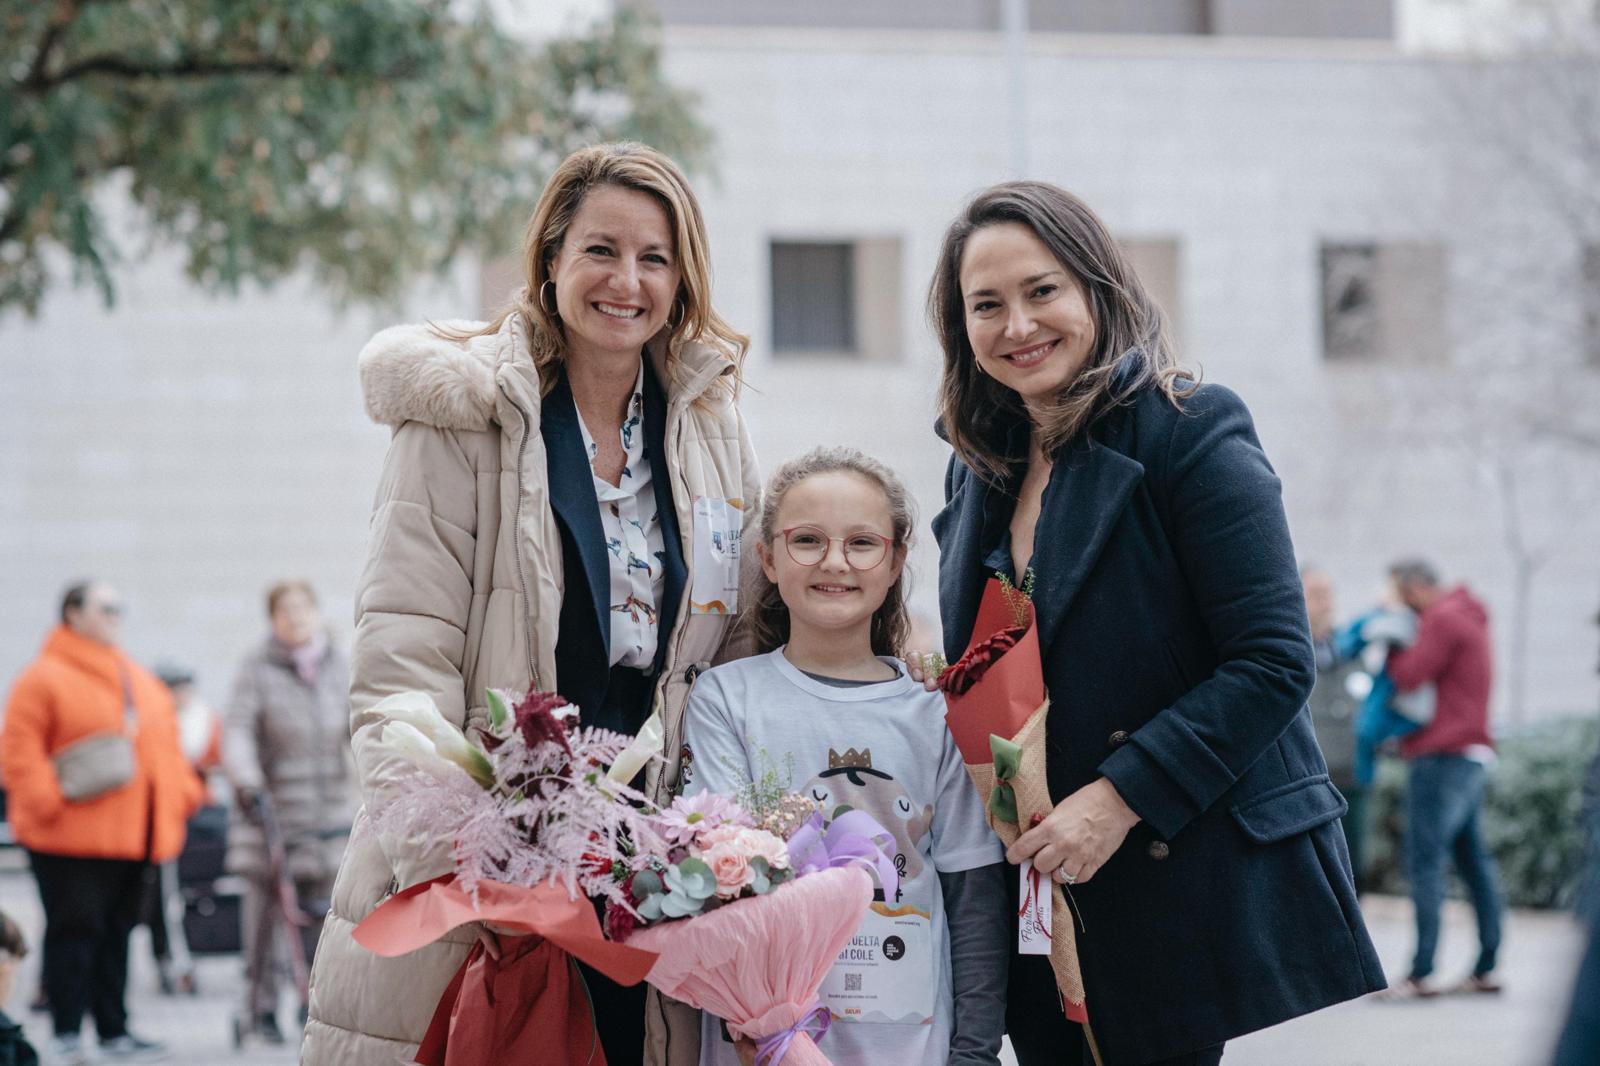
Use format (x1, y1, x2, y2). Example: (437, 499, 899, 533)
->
(759, 471, 905, 645)
(548, 184, 682, 367)
(959, 221, 1097, 408)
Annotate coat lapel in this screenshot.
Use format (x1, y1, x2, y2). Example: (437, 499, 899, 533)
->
(645, 360, 686, 674)
(935, 467, 1003, 662)
(541, 369, 611, 659)
(1028, 438, 1144, 655)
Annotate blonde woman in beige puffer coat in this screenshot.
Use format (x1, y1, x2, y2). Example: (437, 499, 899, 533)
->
(302, 143, 760, 1066)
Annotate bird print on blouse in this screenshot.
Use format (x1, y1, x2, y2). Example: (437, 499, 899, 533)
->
(574, 363, 666, 669)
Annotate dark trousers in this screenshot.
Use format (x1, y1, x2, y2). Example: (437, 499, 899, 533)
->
(28, 851, 146, 1040)
(1007, 952, 1224, 1066)
(1340, 785, 1370, 890)
(1404, 754, 1503, 979)
(576, 960, 645, 1066)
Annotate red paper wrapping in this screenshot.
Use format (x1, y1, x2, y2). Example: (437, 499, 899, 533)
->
(353, 876, 659, 1066)
(943, 578, 1045, 765)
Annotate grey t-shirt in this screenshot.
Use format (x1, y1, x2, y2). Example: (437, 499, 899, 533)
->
(681, 648, 1004, 1065)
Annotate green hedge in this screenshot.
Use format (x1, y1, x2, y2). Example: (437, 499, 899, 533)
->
(1362, 713, 1599, 910)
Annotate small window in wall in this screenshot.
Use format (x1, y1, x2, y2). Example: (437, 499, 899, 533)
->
(770, 238, 903, 361)
(1584, 245, 1600, 367)
(1319, 241, 1446, 364)
(771, 242, 855, 352)
(1119, 238, 1183, 352)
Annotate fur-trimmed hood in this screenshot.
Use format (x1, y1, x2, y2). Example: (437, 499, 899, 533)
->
(358, 316, 737, 431)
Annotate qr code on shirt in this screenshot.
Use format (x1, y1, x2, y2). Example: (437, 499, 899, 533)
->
(844, 973, 862, 992)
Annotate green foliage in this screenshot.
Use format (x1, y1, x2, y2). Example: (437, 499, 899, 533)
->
(1363, 714, 1600, 910)
(0, 0, 709, 316)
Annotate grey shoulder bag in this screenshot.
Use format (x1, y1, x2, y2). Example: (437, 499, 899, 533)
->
(52, 668, 139, 803)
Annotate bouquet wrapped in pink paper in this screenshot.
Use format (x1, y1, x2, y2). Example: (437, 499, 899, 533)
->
(353, 684, 898, 1066)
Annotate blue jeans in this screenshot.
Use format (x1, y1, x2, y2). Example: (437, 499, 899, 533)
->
(1404, 754, 1504, 979)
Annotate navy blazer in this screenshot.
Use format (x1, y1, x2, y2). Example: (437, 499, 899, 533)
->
(543, 359, 686, 726)
(934, 382, 1384, 1064)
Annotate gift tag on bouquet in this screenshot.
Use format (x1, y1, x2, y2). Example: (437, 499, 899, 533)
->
(689, 496, 743, 614)
(1018, 860, 1053, 955)
(820, 901, 936, 1024)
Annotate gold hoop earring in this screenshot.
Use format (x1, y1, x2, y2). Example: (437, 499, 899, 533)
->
(668, 299, 685, 330)
(538, 280, 557, 317)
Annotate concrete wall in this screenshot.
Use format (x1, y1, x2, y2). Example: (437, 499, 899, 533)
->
(2, 23, 1596, 727)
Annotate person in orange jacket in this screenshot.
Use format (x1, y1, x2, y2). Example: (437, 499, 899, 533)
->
(0, 580, 202, 1065)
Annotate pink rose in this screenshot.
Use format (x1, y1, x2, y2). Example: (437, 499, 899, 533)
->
(736, 828, 790, 871)
(703, 841, 755, 898)
(697, 823, 746, 850)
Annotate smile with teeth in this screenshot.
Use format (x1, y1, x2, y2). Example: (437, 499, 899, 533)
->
(810, 583, 858, 594)
(1001, 338, 1058, 368)
(595, 301, 644, 319)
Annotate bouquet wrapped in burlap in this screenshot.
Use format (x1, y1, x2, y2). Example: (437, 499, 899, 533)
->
(939, 575, 1087, 1023)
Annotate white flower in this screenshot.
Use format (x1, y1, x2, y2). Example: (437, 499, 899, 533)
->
(371, 692, 496, 789)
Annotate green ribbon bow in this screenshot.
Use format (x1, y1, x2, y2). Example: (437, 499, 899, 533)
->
(988, 734, 1021, 823)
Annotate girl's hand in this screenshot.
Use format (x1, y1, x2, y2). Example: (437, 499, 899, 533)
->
(904, 651, 942, 692)
(733, 1037, 758, 1066)
(1005, 778, 1140, 885)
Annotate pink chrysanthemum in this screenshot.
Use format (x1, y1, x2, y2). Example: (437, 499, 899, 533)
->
(657, 792, 752, 845)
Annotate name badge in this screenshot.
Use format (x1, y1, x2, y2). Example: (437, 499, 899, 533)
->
(1018, 860, 1052, 955)
(690, 496, 743, 614)
(820, 902, 936, 1025)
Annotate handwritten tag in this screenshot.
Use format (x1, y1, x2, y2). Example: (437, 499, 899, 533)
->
(1018, 860, 1052, 955)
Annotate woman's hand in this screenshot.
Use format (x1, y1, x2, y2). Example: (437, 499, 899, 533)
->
(733, 1037, 758, 1066)
(1005, 778, 1140, 885)
(903, 651, 942, 693)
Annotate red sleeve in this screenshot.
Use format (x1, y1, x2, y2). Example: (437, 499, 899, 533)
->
(1387, 609, 1459, 690)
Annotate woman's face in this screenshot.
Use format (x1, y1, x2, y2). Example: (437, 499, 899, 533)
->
(548, 184, 682, 366)
(271, 588, 321, 649)
(758, 472, 905, 645)
(959, 222, 1097, 408)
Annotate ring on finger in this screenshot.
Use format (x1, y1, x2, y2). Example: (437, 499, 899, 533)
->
(1055, 862, 1077, 885)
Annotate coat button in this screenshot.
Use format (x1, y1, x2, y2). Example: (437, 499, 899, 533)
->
(1148, 841, 1170, 861)
(1108, 730, 1130, 747)
(684, 664, 702, 685)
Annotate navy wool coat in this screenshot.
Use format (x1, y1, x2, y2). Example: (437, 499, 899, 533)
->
(934, 382, 1385, 1064)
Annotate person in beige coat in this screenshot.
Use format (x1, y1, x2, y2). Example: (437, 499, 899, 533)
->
(303, 142, 760, 1066)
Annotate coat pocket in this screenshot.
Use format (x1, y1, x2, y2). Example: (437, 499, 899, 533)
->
(1229, 774, 1347, 844)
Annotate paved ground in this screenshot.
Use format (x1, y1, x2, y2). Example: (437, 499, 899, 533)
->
(0, 860, 1583, 1065)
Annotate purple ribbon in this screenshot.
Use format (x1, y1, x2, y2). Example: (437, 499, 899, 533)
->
(785, 809, 900, 902)
(754, 1004, 831, 1066)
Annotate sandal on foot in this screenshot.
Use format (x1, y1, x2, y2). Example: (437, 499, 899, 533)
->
(1449, 973, 1503, 995)
(1374, 976, 1440, 1001)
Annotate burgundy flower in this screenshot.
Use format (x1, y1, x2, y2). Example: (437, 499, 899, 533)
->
(604, 902, 637, 942)
(939, 625, 1027, 696)
(513, 685, 573, 756)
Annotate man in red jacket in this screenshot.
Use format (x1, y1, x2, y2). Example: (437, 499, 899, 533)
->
(1384, 558, 1503, 999)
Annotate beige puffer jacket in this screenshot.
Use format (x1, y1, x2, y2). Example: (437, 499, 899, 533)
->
(302, 315, 760, 1066)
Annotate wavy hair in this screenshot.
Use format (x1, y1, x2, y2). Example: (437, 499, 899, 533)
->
(747, 447, 916, 658)
(439, 142, 747, 395)
(929, 181, 1194, 481)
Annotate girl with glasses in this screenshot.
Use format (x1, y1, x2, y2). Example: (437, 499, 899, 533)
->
(681, 446, 1008, 1066)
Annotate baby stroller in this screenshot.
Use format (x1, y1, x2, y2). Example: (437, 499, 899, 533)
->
(231, 792, 330, 1048)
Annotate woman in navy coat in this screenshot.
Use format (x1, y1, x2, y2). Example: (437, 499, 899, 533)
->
(926, 182, 1385, 1065)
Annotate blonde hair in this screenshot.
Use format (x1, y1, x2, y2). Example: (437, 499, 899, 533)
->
(441, 142, 746, 395)
(929, 181, 1195, 482)
(747, 447, 916, 658)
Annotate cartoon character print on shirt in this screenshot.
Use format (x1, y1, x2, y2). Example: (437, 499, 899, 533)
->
(804, 747, 933, 902)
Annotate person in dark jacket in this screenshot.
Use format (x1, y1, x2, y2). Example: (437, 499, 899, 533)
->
(0, 911, 39, 1066)
(1383, 559, 1503, 999)
(924, 182, 1384, 1066)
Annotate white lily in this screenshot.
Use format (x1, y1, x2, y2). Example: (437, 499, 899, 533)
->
(370, 691, 497, 790)
(607, 708, 663, 785)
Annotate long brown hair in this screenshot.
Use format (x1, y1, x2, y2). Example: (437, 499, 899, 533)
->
(439, 142, 747, 396)
(747, 447, 915, 658)
(929, 181, 1194, 481)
